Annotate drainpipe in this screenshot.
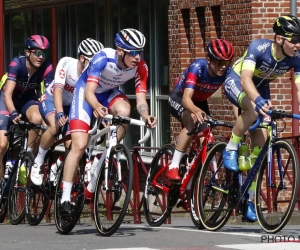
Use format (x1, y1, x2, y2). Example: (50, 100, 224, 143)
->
(0, 0, 4, 77)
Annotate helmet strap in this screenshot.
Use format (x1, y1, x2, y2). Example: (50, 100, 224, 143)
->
(207, 62, 217, 77)
(121, 52, 130, 68)
(279, 39, 290, 57)
(26, 53, 38, 70)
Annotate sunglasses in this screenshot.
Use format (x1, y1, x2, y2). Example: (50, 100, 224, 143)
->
(280, 35, 300, 44)
(211, 60, 231, 67)
(83, 56, 92, 62)
(31, 50, 47, 58)
(123, 49, 142, 56)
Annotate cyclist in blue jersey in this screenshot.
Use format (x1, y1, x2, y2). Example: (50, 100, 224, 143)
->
(167, 39, 234, 211)
(0, 35, 53, 184)
(58, 28, 157, 216)
(223, 15, 300, 222)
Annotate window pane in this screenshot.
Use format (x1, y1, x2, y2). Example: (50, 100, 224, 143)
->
(159, 100, 170, 145)
(97, 0, 106, 45)
(69, 5, 77, 57)
(77, 2, 96, 42)
(11, 12, 26, 57)
(57, 7, 67, 57)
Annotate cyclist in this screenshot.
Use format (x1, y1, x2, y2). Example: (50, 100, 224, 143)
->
(0, 35, 53, 184)
(30, 38, 104, 186)
(222, 15, 300, 222)
(167, 38, 234, 211)
(58, 28, 157, 216)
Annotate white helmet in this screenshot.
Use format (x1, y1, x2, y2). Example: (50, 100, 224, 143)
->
(115, 28, 146, 50)
(78, 38, 104, 57)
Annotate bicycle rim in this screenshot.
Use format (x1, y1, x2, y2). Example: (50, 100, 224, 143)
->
(0, 199, 8, 223)
(256, 140, 299, 233)
(8, 152, 34, 225)
(143, 144, 175, 227)
(198, 142, 232, 231)
(94, 144, 133, 236)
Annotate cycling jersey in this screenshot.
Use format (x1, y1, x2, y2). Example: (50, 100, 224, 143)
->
(232, 38, 300, 86)
(79, 48, 148, 94)
(45, 57, 78, 106)
(173, 59, 231, 102)
(6, 56, 53, 96)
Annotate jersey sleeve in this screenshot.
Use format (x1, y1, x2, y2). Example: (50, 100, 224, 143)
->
(7, 57, 21, 82)
(183, 62, 201, 90)
(54, 57, 69, 89)
(42, 62, 54, 88)
(135, 60, 148, 94)
(87, 51, 108, 84)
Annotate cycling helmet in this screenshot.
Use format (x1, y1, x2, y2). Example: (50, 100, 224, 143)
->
(273, 15, 300, 36)
(78, 38, 104, 57)
(115, 28, 146, 50)
(207, 39, 234, 61)
(25, 35, 50, 50)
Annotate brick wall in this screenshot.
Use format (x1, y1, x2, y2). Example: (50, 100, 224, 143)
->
(168, 0, 298, 144)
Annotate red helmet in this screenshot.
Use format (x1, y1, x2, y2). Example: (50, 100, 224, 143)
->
(25, 35, 50, 50)
(207, 39, 234, 61)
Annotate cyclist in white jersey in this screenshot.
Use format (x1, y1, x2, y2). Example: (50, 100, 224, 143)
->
(31, 39, 104, 186)
(58, 28, 157, 216)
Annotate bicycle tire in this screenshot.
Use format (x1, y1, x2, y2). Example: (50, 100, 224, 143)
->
(189, 160, 205, 229)
(0, 199, 7, 223)
(143, 144, 175, 227)
(54, 152, 86, 234)
(256, 139, 299, 233)
(8, 152, 34, 225)
(198, 142, 233, 231)
(26, 155, 51, 226)
(94, 144, 133, 236)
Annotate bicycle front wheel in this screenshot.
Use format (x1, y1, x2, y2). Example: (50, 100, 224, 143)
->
(256, 140, 299, 233)
(94, 144, 133, 236)
(8, 152, 34, 225)
(198, 142, 233, 231)
(143, 144, 175, 227)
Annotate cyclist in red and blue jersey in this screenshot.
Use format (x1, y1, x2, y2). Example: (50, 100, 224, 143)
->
(59, 28, 157, 216)
(223, 15, 300, 222)
(0, 35, 53, 183)
(167, 39, 234, 211)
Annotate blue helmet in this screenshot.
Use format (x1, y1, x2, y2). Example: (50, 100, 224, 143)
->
(115, 28, 146, 50)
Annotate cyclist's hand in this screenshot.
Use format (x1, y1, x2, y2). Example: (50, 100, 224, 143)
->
(10, 110, 22, 124)
(192, 109, 206, 123)
(93, 106, 108, 118)
(254, 96, 270, 116)
(145, 115, 157, 129)
(56, 112, 68, 127)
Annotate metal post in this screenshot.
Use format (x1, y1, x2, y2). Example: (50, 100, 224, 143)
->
(0, 0, 4, 77)
(290, 0, 297, 16)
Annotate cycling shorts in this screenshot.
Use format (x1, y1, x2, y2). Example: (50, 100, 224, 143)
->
(224, 70, 271, 109)
(69, 81, 128, 133)
(168, 88, 210, 123)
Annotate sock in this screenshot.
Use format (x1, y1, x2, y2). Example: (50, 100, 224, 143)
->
(27, 147, 34, 153)
(169, 149, 185, 169)
(35, 146, 48, 165)
(226, 131, 242, 151)
(61, 180, 73, 203)
(248, 181, 256, 202)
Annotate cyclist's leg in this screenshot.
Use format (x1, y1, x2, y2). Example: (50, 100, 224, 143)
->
(31, 94, 60, 185)
(59, 82, 92, 215)
(0, 93, 10, 178)
(223, 71, 258, 171)
(99, 88, 131, 142)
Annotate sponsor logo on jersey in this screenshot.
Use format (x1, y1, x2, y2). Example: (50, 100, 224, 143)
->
(62, 58, 69, 68)
(256, 42, 270, 52)
(59, 69, 65, 79)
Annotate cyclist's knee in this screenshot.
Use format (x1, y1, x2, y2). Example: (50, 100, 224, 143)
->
(28, 112, 43, 124)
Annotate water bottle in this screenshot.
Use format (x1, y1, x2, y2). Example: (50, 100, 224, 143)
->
(50, 156, 63, 183)
(86, 154, 101, 198)
(238, 144, 250, 171)
(84, 160, 92, 183)
(248, 146, 261, 167)
(4, 160, 13, 179)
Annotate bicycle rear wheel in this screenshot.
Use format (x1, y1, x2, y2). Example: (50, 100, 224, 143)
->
(256, 140, 299, 233)
(8, 152, 34, 225)
(26, 160, 51, 226)
(0, 178, 7, 223)
(94, 144, 133, 236)
(143, 144, 175, 227)
(54, 152, 86, 234)
(198, 142, 233, 231)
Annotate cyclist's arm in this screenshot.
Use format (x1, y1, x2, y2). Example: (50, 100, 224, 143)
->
(53, 87, 64, 114)
(3, 80, 17, 113)
(136, 92, 150, 121)
(182, 88, 205, 121)
(85, 81, 103, 110)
